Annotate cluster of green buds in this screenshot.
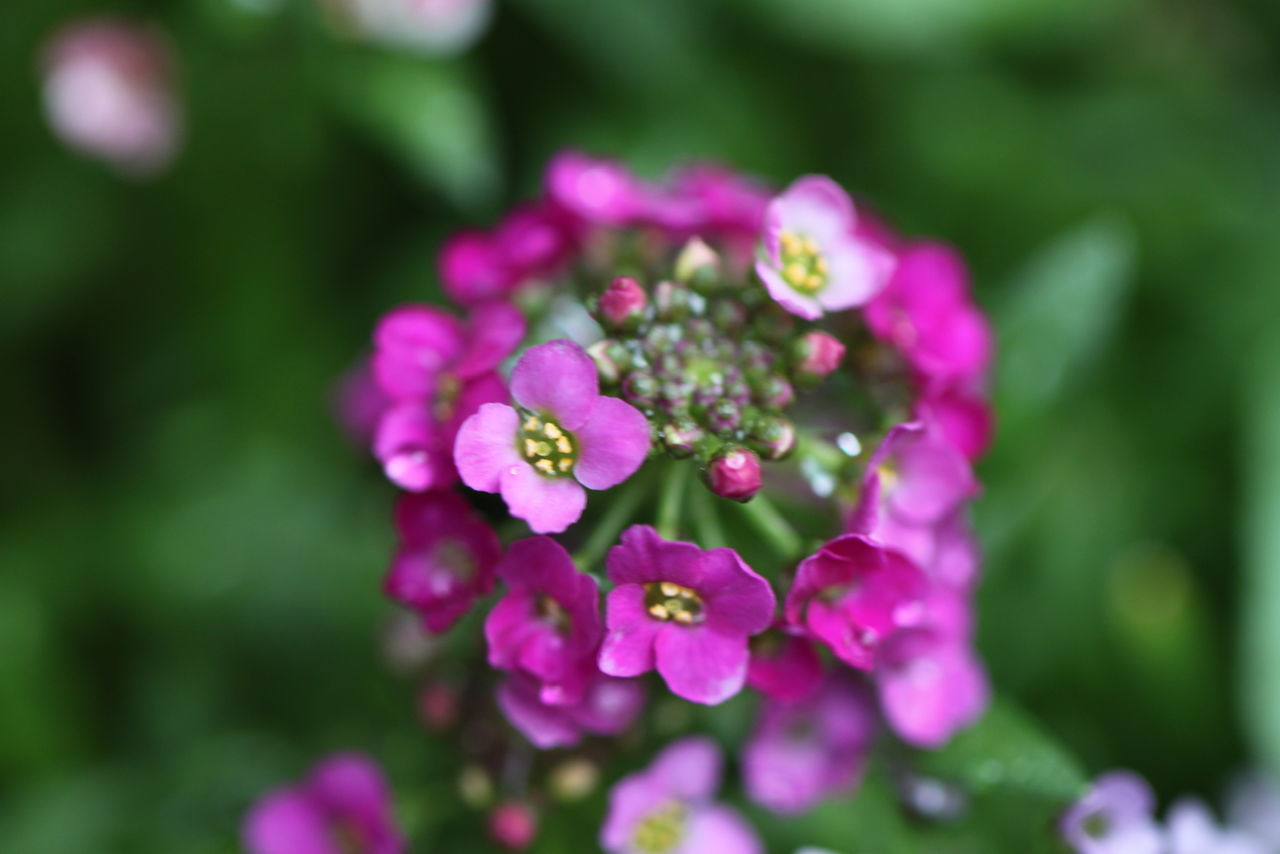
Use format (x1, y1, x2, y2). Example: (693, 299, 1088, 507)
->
(587, 240, 846, 503)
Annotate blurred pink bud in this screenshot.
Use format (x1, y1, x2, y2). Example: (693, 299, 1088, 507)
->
(41, 19, 180, 176)
(597, 276, 647, 331)
(489, 801, 538, 850)
(794, 331, 846, 386)
(416, 680, 460, 732)
(706, 447, 762, 502)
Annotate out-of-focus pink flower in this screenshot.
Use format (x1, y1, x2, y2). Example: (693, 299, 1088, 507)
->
(671, 163, 771, 243)
(864, 242, 991, 386)
(746, 624, 824, 702)
(371, 301, 524, 492)
(546, 151, 644, 228)
(914, 384, 994, 462)
(599, 526, 775, 705)
(874, 588, 987, 747)
(1060, 771, 1162, 854)
(439, 231, 513, 306)
(496, 670, 645, 750)
(755, 176, 894, 320)
(485, 536, 602, 706)
(743, 674, 878, 814)
(489, 801, 538, 850)
(454, 340, 650, 533)
(243, 753, 403, 854)
(41, 19, 180, 176)
(785, 533, 927, 670)
(332, 0, 493, 56)
(384, 490, 501, 633)
(333, 358, 390, 447)
(601, 737, 761, 854)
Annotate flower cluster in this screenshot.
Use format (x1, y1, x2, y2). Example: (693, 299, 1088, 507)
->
(255, 153, 996, 852)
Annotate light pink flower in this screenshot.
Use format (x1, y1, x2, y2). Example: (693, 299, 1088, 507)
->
(454, 339, 650, 534)
(497, 670, 645, 750)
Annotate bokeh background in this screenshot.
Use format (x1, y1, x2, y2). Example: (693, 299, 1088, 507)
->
(4, 0, 1280, 851)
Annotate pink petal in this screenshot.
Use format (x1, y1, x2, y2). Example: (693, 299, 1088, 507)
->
(243, 788, 339, 854)
(573, 396, 651, 490)
(373, 403, 446, 493)
(606, 525, 704, 587)
(453, 301, 526, 379)
(655, 625, 749, 705)
(496, 675, 582, 750)
(878, 638, 988, 748)
(509, 339, 599, 429)
(599, 584, 661, 677)
(648, 736, 723, 801)
(678, 805, 762, 854)
(755, 260, 823, 320)
(697, 548, 775, 636)
(499, 465, 587, 534)
(372, 305, 465, 400)
(816, 239, 895, 312)
(454, 403, 521, 493)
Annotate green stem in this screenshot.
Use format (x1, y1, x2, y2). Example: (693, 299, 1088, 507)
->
(655, 461, 692, 541)
(737, 492, 804, 560)
(691, 486, 727, 549)
(574, 471, 649, 572)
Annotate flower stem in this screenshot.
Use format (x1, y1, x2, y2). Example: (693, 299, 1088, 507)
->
(737, 492, 804, 560)
(691, 486, 727, 549)
(656, 460, 692, 541)
(574, 471, 649, 572)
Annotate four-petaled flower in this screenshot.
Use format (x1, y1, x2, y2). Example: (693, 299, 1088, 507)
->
(599, 525, 775, 705)
(755, 175, 894, 320)
(454, 339, 651, 534)
(497, 670, 645, 750)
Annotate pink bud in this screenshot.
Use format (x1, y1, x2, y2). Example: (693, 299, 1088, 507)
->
(706, 447, 763, 502)
(597, 276, 647, 331)
(489, 801, 538, 850)
(795, 331, 846, 385)
(416, 680, 459, 732)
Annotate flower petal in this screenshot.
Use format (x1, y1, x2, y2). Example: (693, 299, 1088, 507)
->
(499, 465, 587, 534)
(648, 736, 723, 802)
(606, 525, 705, 587)
(243, 788, 340, 854)
(372, 305, 465, 400)
(698, 548, 775, 636)
(453, 301, 527, 379)
(655, 625, 749, 705)
(755, 260, 823, 320)
(677, 805, 762, 854)
(599, 584, 661, 677)
(454, 403, 521, 493)
(573, 396, 651, 490)
(510, 339, 599, 429)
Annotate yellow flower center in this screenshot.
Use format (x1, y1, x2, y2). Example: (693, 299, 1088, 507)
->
(644, 581, 705, 625)
(778, 229, 828, 294)
(633, 801, 687, 853)
(518, 413, 577, 477)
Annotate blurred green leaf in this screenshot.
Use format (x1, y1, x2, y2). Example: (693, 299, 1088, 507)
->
(914, 699, 1087, 803)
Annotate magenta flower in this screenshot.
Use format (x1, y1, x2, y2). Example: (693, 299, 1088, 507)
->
(914, 384, 994, 462)
(438, 231, 514, 306)
(874, 588, 988, 747)
(546, 151, 644, 228)
(755, 176, 894, 320)
(485, 536, 602, 705)
(784, 534, 927, 670)
(848, 419, 978, 571)
(243, 753, 403, 854)
(454, 339, 651, 534)
(384, 490, 501, 633)
(599, 525, 775, 705)
(743, 674, 878, 815)
(863, 242, 992, 385)
(601, 737, 762, 854)
(746, 623, 824, 702)
(371, 301, 524, 492)
(1060, 771, 1162, 854)
(497, 670, 645, 750)
(42, 19, 180, 176)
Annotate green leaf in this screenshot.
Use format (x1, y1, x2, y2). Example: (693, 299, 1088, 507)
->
(913, 699, 1087, 803)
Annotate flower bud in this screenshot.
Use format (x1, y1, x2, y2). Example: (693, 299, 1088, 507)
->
(753, 303, 796, 343)
(416, 680, 459, 732)
(489, 801, 538, 850)
(753, 373, 795, 411)
(705, 446, 763, 502)
(596, 276, 647, 332)
(653, 280, 692, 322)
(622, 371, 658, 408)
(709, 297, 747, 333)
(548, 758, 599, 802)
(748, 414, 797, 460)
(642, 324, 682, 360)
(661, 417, 705, 458)
(587, 339, 624, 384)
(674, 237, 722, 291)
(658, 379, 693, 414)
(707, 399, 743, 436)
(793, 330, 847, 386)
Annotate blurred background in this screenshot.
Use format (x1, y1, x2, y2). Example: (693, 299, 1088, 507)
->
(4, 0, 1280, 851)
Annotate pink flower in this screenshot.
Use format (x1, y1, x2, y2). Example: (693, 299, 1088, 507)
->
(746, 624, 824, 702)
(599, 525, 775, 705)
(601, 737, 762, 854)
(41, 19, 180, 176)
(371, 301, 524, 492)
(755, 176, 894, 320)
(915, 384, 994, 462)
(1060, 771, 1162, 854)
(454, 340, 650, 534)
(743, 674, 878, 814)
(863, 242, 992, 385)
(670, 163, 770, 242)
(384, 491, 501, 633)
(485, 536, 602, 705)
(489, 801, 538, 850)
(784, 534, 927, 670)
(438, 231, 513, 305)
(874, 588, 988, 748)
(497, 670, 645, 750)
(848, 419, 978, 571)
(546, 151, 644, 228)
(243, 753, 403, 854)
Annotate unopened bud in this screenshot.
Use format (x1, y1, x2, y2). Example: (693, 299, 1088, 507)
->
(548, 758, 599, 802)
(707, 399, 743, 436)
(642, 324, 682, 359)
(674, 237, 722, 291)
(622, 371, 658, 408)
(588, 339, 624, 384)
(793, 331, 846, 386)
(705, 446, 763, 502)
(596, 276, 647, 331)
(754, 374, 795, 411)
(709, 297, 747, 333)
(653, 280, 692, 321)
(489, 801, 538, 850)
(661, 417, 704, 458)
(748, 414, 797, 460)
(416, 680, 459, 732)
